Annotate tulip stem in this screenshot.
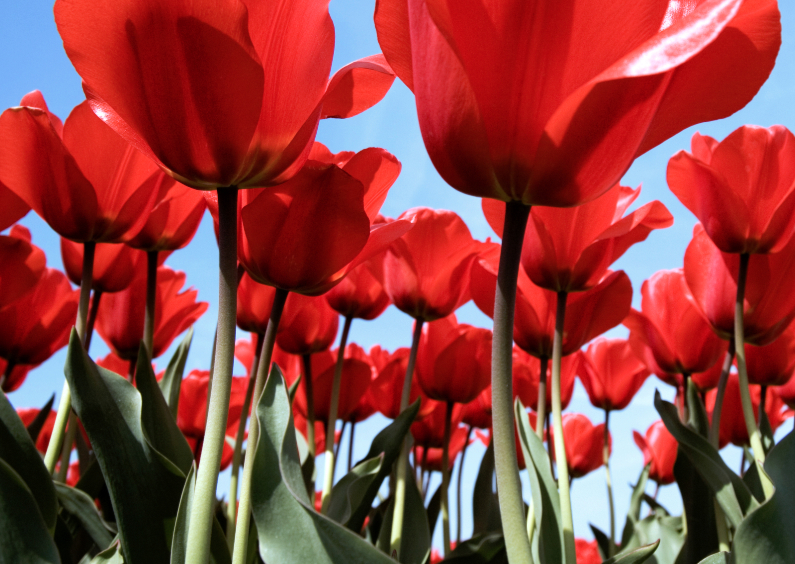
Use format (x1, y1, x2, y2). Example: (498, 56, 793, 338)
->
(440, 401, 454, 556)
(389, 318, 425, 557)
(321, 314, 354, 511)
(143, 250, 158, 357)
(603, 409, 615, 557)
(456, 425, 472, 543)
(204, 326, 219, 424)
(303, 354, 316, 458)
(709, 340, 735, 448)
(733, 253, 773, 499)
(84, 289, 102, 353)
(491, 201, 533, 564)
(185, 187, 239, 564)
(227, 331, 263, 547)
(231, 288, 287, 564)
(536, 356, 548, 439)
(348, 419, 356, 472)
(45, 241, 95, 475)
(551, 290, 576, 564)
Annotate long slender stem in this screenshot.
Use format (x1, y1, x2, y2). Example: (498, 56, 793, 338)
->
(758, 386, 767, 427)
(127, 359, 136, 382)
(321, 314, 354, 510)
(457, 425, 472, 543)
(303, 354, 316, 459)
(231, 288, 287, 564)
(348, 419, 356, 472)
(226, 331, 264, 547)
(709, 340, 735, 448)
(551, 290, 575, 564)
(143, 250, 158, 357)
(44, 241, 94, 475)
(334, 421, 346, 471)
(603, 409, 615, 558)
(491, 201, 533, 564)
(440, 401, 453, 556)
(84, 290, 102, 353)
(389, 319, 425, 557)
(536, 356, 548, 439)
(204, 326, 219, 424)
(185, 187, 239, 564)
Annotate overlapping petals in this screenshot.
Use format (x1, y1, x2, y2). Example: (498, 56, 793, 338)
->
(325, 251, 391, 320)
(61, 239, 147, 294)
(276, 293, 338, 355)
(0, 225, 46, 309)
(551, 413, 608, 479)
(513, 348, 579, 413)
(744, 326, 795, 386)
(236, 271, 277, 335)
(369, 345, 435, 420)
(579, 338, 650, 411)
(633, 420, 677, 485)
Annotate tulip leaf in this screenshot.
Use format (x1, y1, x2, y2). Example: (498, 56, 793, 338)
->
(620, 465, 650, 549)
(375, 472, 431, 564)
(288, 373, 302, 406)
(731, 431, 795, 563)
(603, 541, 660, 564)
(54, 482, 115, 551)
(0, 457, 61, 563)
(169, 464, 231, 564)
(325, 454, 384, 525)
(0, 386, 58, 531)
(426, 483, 442, 539)
(672, 445, 718, 562)
(472, 439, 501, 535)
(740, 460, 765, 503)
(696, 554, 730, 564)
(443, 531, 508, 563)
(26, 393, 55, 445)
(590, 524, 611, 560)
(621, 513, 682, 564)
(158, 326, 193, 419)
(64, 330, 187, 564)
(515, 399, 563, 564)
(250, 364, 397, 564)
(685, 379, 709, 438)
(89, 540, 124, 564)
(342, 398, 420, 532)
(654, 391, 757, 528)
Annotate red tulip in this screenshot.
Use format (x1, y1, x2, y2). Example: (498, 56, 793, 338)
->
(61, 239, 146, 294)
(127, 175, 206, 252)
(56, 0, 395, 189)
(483, 184, 671, 292)
(383, 207, 480, 321)
(0, 183, 29, 232)
(513, 348, 579, 413)
(276, 293, 338, 356)
(549, 413, 608, 479)
(375, 0, 780, 206)
(625, 269, 726, 378)
(575, 539, 602, 564)
(685, 223, 795, 345)
(236, 272, 277, 335)
(94, 266, 208, 360)
(325, 249, 391, 321)
(411, 398, 463, 449)
(744, 327, 795, 386)
(579, 338, 650, 411)
(691, 359, 726, 393)
(472, 242, 632, 358)
(234, 335, 258, 378)
(0, 225, 46, 309)
(633, 420, 678, 485)
(668, 126, 795, 254)
(461, 386, 492, 430)
(239, 144, 410, 295)
(17, 408, 56, 454)
(416, 314, 492, 405)
(96, 351, 137, 380)
(415, 426, 469, 472)
(0, 267, 79, 392)
(0, 96, 160, 243)
(177, 369, 247, 470)
(776, 369, 795, 410)
(369, 345, 435, 420)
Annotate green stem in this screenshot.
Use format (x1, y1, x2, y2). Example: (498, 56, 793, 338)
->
(44, 241, 95, 475)
(204, 326, 219, 424)
(491, 201, 533, 564)
(389, 318, 424, 557)
(347, 419, 356, 472)
(231, 288, 287, 564)
(604, 410, 615, 558)
(758, 385, 767, 427)
(185, 187, 239, 564)
(226, 331, 264, 548)
(143, 250, 158, 358)
(709, 340, 735, 448)
(551, 291, 575, 564)
(535, 356, 548, 439)
(84, 289, 102, 353)
(441, 401, 454, 556)
(334, 421, 346, 471)
(303, 354, 316, 457)
(457, 425, 472, 543)
(321, 314, 354, 511)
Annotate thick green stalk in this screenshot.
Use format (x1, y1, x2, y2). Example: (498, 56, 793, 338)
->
(709, 341, 735, 448)
(491, 201, 533, 564)
(535, 356, 548, 439)
(84, 290, 102, 352)
(456, 425, 472, 543)
(231, 288, 287, 564)
(321, 314, 354, 511)
(603, 410, 615, 558)
(441, 401, 454, 556)
(389, 319, 424, 556)
(143, 250, 158, 357)
(44, 241, 95, 475)
(185, 188, 239, 564)
(226, 331, 263, 547)
(551, 291, 575, 564)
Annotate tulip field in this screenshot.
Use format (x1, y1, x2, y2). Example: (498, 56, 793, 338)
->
(2, 1, 795, 564)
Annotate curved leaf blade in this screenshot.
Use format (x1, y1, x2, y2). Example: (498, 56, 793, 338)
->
(159, 327, 193, 418)
(54, 482, 115, 551)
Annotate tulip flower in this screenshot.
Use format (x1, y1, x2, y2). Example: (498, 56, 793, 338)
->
(744, 327, 795, 387)
(575, 539, 603, 564)
(0, 183, 29, 232)
(94, 266, 208, 360)
(549, 414, 609, 480)
(411, 398, 463, 449)
(579, 338, 650, 412)
(369, 346, 435, 420)
(236, 272, 278, 336)
(61, 239, 146, 294)
(668, 126, 795, 255)
(96, 351, 137, 381)
(325, 250, 391, 321)
(776, 370, 795, 412)
(276, 293, 339, 356)
(17, 408, 56, 454)
(414, 426, 469, 473)
(461, 386, 493, 431)
(692, 360, 726, 393)
(633, 420, 678, 486)
(513, 348, 579, 417)
(0, 225, 45, 310)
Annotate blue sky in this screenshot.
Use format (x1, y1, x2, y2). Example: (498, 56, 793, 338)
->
(2, 0, 795, 551)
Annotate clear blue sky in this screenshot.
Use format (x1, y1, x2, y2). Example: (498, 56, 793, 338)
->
(2, 0, 795, 550)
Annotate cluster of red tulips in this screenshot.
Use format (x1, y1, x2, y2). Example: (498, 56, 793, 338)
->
(0, 0, 792, 563)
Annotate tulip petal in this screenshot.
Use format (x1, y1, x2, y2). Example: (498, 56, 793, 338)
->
(342, 148, 402, 222)
(321, 54, 396, 119)
(375, 0, 414, 91)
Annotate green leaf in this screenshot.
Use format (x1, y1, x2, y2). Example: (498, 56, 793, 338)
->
(472, 440, 501, 535)
(696, 554, 729, 564)
(0, 457, 61, 563)
(740, 460, 765, 503)
(54, 482, 115, 551)
(158, 327, 193, 419)
(64, 330, 186, 564)
(620, 465, 650, 550)
(443, 531, 508, 563)
(629, 515, 682, 564)
(169, 464, 231, 564)
(89, 540, 124, 564)
(758, 409, 775, 455)
(590, 524, 611, 560)
(603, 541, 660, 564)
(288, 373, 302, 406)
(250, 364, 397, 564)
(654, 391, 757, 528)
(0, 386, 58, 531)
(672, 445, 718, 563)
(686, 379, 709, 438)
(732, 431, 795, 563)
(515, 399, 563, 564)
(375, 471, 431, 564)
(26, 393, 55, 445)
(641, 494, 669, 517)
(325, 454, 384, 525)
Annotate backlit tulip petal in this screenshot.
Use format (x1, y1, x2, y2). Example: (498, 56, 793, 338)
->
(61, 239, 146, 294)
(276, 293, 338, 356)
(633, 420, 677, 485)
(579, 338, 650, 411)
